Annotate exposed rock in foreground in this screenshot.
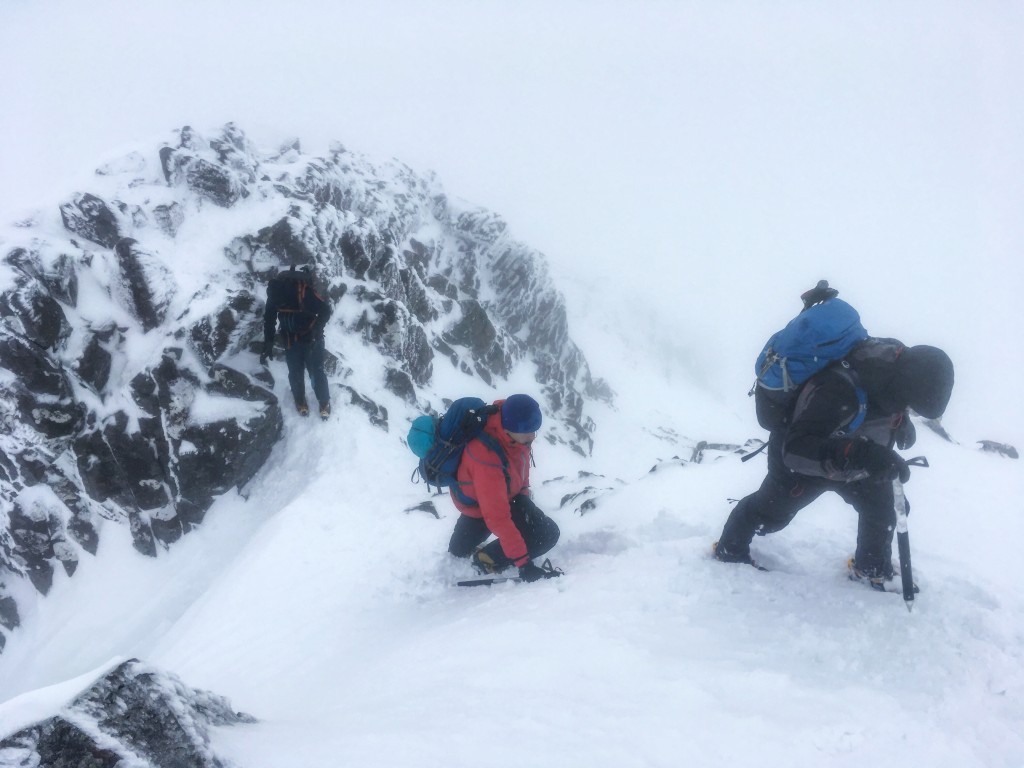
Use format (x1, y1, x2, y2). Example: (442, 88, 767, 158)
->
(0, 659, 255, 767)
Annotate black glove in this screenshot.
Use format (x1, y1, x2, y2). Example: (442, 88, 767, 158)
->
(259, 343, 273, 364)
(846, 439, 910, 483)
(518, 561, 546, 583)
(895, 417, 916, 450)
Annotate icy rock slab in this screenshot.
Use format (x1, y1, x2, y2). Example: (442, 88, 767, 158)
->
(0, 658, 255, 768)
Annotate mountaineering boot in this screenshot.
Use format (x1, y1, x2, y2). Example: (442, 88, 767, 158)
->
(320, 402, 331, 421)
(712, 541, 753, 565)
(296, 400, 310, 417)
(712, 541, 768, 571)
(471, 548, 501, 575)
(847, 558, 919, 594)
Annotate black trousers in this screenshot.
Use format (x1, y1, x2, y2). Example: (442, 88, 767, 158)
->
(448, 494, 560, 569)
(284, 336, 330, 407)
(717, 438, 905, 576)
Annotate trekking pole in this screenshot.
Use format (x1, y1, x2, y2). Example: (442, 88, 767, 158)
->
(894, 456, 929, 612)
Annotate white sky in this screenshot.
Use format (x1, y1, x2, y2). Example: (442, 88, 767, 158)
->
(2, 0, 1023, 438)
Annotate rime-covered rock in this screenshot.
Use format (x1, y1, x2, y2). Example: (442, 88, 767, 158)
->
(0, 331, 85, 440)
(74, 321, 123, 394)
(153, 200, 185, 237)
(58, 192, 125, 248)
(0, 273, 72, 351)
(113, 237, 176, 331)
(160, 124, 251, 207)
(978, 440, 1018, 459)
(0, 659, 255, 768)
(0, 122, 608, 655)
(187, 289, 262, 368)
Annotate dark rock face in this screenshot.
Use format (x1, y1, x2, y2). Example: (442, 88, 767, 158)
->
(8, 493, 79, 594)
(0, 332, 85, 443)
(188, 290, 261, 368)
(160, 124, 252, 207)
(0, 282, 72, 351)
(443, 299, 519, 384)
(978, 440, 1019, 459)
(58, 193, 124, 248)
(0, 659, 255, 768)
(113, 238, 175, 331)
(0, 122, 608, 654)
(153, 201, 185, 237)
(74, 322, 122, 394)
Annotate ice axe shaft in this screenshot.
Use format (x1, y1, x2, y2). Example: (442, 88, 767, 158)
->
(893, 456, 928, 611)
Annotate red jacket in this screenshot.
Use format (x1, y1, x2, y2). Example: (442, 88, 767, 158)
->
(451, 402, 533, 566)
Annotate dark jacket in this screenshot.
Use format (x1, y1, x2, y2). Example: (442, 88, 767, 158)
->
(263, 275, 332, 349)
(782, 339, 909, 481)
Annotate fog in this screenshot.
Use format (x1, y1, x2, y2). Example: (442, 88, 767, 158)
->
(2, 0, 1021, 440)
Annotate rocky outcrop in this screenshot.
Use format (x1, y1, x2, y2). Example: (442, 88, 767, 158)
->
(113, 238, 176, 332)
(0, 659, 255, 767)
(58, 193, 125, 248)
(0, 122, 609, 653)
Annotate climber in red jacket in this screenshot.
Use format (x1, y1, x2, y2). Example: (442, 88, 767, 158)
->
(447, 394, 560, 582)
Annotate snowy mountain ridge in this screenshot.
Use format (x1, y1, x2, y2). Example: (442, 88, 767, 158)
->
(0, 123, 611, 654)
(1, 126, 1022, 768)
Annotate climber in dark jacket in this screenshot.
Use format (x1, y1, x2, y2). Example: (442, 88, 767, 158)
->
(261, 266, 333, 419)
(714, 340, 954, 584)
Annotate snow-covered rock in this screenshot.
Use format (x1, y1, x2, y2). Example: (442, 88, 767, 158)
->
(0, 658, 254, 767)
(0, 123, 609, 652)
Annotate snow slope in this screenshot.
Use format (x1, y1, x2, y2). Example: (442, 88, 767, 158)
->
(0, 269, 1021, 767)
(1, 2, 1022, 760)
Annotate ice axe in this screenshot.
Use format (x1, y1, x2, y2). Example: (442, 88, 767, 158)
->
(894, 456, 929, 611)
(456, 558, 563, 588)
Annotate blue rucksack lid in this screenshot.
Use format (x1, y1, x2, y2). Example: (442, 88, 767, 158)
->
(755, 299, 868, 392)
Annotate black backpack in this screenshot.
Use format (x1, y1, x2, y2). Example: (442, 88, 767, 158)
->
(267, 267, 317, 335)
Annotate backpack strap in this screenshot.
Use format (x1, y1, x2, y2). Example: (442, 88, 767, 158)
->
(831, 361, 868, 436)
(451, 430, 512, 507)
(275, 281, 321, 345)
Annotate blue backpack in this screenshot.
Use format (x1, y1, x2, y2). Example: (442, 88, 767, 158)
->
(408, 397, 509, 506)
(751, 298, 869, 432)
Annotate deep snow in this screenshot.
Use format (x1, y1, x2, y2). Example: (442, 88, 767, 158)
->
(0, 264, 1022, 766)
(2, 1, 1024, 764)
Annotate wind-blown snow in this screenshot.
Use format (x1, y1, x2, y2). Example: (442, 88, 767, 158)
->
(1, 1, 1023, 766)
(1, 267, 1022, 765)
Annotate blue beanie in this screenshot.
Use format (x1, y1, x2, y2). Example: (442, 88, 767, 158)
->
(501, 394, 543, 433)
